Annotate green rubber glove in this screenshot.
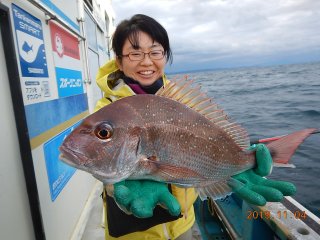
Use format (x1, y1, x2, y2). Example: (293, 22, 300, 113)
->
(232, 144, 296, 206)
(113, 180, 181, 218)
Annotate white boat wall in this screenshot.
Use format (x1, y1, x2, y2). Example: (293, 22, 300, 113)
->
(0, 0, 115, 239)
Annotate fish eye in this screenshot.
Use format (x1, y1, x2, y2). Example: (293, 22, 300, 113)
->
(94, 123, 113, 140)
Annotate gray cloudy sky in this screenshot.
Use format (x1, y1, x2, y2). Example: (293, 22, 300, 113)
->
(112, 0, 320, 73)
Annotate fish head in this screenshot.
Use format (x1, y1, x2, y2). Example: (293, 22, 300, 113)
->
(59, 100, 144, 184)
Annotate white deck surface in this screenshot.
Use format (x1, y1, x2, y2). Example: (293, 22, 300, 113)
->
(80, 182, 105, 240)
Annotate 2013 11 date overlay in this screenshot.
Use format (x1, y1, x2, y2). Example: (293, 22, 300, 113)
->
(247, 211, 306, 219)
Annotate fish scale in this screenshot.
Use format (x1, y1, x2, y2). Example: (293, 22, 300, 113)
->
(146, 123, 252, 178)
(127, 95, 254, 177)
(59, 76, 317, 200)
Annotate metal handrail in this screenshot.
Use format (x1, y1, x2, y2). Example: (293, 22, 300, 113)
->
(27, 0, 85, 40)
(78, 17, 92, 85)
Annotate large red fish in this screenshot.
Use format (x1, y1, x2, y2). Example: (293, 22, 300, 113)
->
(59, 76, 316, 200)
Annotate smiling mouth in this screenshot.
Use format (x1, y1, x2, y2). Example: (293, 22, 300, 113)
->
(139, 71, 154, 75)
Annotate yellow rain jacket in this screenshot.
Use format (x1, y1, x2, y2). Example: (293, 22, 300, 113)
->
(94, 59, 198, 240)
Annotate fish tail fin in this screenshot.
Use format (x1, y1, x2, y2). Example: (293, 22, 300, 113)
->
(195, 178, 245, 201)
(265, 128, 317, 167)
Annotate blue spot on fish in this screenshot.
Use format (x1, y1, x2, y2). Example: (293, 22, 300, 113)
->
(22, 41, 33, 54)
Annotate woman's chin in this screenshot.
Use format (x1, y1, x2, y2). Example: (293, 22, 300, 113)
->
(136, 76, 159, 86)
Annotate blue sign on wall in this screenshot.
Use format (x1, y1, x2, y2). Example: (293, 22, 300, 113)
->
(55, 68, 83, 98)
(43, 121, 82, 201)
(12, 4, 49, 78)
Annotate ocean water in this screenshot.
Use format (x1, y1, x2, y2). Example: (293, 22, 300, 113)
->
(168, 61, 320, 218)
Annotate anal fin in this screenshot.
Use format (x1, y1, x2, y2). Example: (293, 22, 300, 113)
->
(195, 177, 245, 201)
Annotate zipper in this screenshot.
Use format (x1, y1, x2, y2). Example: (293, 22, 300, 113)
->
(162, 223, 171, 240)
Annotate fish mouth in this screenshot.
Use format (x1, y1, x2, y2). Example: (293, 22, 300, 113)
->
(59, 153, 81, 169)
(59, 146, 85, 169)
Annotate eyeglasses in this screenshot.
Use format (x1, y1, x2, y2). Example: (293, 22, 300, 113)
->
(119, 50, 165, 61)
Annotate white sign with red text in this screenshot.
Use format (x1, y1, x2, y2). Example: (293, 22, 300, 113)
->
(50, 22, 84, 98)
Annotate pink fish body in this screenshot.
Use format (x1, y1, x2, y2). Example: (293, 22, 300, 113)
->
(59, 76, 316, 200)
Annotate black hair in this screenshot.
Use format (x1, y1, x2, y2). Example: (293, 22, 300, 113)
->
(112, 14, 173, 64)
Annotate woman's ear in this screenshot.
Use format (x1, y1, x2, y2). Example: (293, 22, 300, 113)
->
(116, 56, 123, 71)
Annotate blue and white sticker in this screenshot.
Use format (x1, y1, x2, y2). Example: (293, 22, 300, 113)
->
(43, 121, 82, 201)
(12, 4, 48, 78)
(55, 67, 83, 98)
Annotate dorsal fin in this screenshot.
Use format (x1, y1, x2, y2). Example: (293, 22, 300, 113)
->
(156, 76, 250, 150)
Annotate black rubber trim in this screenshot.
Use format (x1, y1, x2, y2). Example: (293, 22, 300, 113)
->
(0, 3, 46, 240)
(281, 197, 320, 236)
(105, 97, 113, 102)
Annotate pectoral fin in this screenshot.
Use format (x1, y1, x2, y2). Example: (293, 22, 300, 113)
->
(143, 158, 206, 184)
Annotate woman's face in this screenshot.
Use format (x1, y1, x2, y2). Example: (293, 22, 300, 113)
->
(116, 31, 166, 86)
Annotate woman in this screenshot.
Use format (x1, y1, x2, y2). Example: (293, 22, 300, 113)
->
(94, 14, 296, 240)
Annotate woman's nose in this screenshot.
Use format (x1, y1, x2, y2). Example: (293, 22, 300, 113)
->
(140, 53, 153, 66)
